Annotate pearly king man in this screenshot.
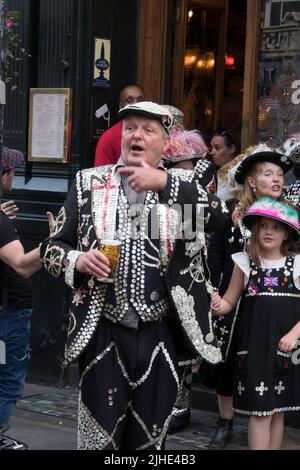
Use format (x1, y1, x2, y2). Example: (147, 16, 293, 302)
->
(41, 101, 228, 450)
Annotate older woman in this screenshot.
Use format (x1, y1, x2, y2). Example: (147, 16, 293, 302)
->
(205, 143, 293, 449)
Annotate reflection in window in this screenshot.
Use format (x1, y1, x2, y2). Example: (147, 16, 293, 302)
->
(257, 0, 300, 145)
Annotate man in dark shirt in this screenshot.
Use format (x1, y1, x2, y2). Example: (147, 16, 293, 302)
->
(0, 149, 40, 434)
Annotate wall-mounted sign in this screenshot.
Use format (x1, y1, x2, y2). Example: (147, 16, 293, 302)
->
(90, 97, 111, 142)
(28, 88, 72, 163)
(93, 38, 111, 88)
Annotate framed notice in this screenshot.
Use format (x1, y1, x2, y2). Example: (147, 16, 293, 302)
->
(28, 88, 72, 163)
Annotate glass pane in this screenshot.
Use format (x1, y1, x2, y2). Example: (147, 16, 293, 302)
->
(257, 0, 300, 146)
(182, 5, 219, 134)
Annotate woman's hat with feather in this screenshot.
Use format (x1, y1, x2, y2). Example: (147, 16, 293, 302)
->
(233, 142, 292, 184)
(227, 143, 293, 197)
(160, 105, 209, 165)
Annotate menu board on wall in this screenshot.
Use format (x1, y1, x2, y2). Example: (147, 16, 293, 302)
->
(28, 88, 72, 163)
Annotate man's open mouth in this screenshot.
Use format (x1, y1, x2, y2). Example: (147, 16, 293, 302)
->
(131, 145, 144, 152)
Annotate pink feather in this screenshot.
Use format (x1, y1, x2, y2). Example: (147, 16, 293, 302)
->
(164, 129, 208, 158)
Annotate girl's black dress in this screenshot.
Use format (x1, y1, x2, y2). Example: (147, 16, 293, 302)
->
(233, 254, 300, 416)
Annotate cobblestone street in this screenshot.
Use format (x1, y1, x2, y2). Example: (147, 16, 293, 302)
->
(3, 383, 300, 451)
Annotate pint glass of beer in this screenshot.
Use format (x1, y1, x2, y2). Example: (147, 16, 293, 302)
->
(99, 239, 121, 283)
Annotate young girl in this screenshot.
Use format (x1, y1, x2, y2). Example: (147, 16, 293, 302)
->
(211, 197, 300, 450)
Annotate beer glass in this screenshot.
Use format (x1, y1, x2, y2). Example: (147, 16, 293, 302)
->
(98, 239, 121, 283)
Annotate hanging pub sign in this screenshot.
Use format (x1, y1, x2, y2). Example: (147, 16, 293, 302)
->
(93, 38, 111, 88)
(28, 88, 72, 163)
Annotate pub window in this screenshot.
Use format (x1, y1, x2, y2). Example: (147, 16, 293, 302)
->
(257, 0, 300, 146)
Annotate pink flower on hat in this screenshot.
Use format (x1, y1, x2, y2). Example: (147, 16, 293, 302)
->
(243, 197, 300, 239)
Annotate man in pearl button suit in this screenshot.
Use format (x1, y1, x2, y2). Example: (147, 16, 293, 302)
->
(41, 101, 227, 450)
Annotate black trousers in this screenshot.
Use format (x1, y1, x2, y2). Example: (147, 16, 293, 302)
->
(78, 317, 180, 450)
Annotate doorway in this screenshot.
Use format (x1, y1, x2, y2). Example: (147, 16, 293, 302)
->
(183, 2, 226, 136)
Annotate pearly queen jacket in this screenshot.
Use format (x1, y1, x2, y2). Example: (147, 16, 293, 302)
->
(41, 164, 229, 366)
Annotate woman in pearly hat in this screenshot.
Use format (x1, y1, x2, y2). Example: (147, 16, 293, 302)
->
(204, 143, 293, 449)
(211, 197, 300, 449)
(162, 115, 217, 193)
(162, 109, 222, 434)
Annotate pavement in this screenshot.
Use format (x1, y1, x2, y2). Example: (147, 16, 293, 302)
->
(2, 382, 300, 451)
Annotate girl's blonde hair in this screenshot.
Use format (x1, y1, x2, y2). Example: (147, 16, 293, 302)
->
(247, 219, 299, 266)
(232, 161, 285, 226)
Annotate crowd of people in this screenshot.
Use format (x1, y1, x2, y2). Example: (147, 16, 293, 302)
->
(1, 85, 300, 451)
